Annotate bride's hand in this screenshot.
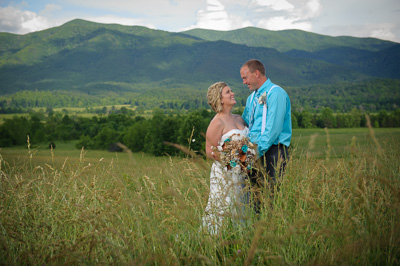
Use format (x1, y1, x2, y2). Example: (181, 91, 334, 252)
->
(210, 147, 221, 161)
(211, 151, 217, 160)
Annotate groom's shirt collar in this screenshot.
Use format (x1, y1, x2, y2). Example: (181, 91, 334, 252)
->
(255, 79, 271, 96)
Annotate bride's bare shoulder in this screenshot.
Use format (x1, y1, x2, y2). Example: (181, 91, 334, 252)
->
(208, 114, 224, 129)
(206, 115, 224, 141)
(233, 114, 246, 125)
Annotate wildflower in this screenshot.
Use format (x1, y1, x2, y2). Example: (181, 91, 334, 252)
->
(241, 144, 248, 153)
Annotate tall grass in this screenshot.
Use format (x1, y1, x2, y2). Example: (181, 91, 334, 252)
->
(0, 127, 399, 264)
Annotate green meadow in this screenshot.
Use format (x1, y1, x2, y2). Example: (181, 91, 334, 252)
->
(1, 128, 399, 265)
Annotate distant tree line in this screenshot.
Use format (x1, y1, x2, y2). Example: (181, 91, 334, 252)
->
(0, 109, 210, 156)
(0, 79, 399, 114)
(1, 107, 399, 154)
(0, 90, 211, 112)
(286, 79, 400, 113)
(292, 107, 400, 129)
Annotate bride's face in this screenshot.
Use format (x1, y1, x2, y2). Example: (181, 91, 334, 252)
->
(221, 86, 236, 106)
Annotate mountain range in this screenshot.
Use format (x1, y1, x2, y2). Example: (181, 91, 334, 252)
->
(0, 19, 399, 111)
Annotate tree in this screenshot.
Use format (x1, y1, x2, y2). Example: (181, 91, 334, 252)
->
(30, 115, 46, 144)
(291, 112, 298, 129)
(144, 110, 166, 155)
(0, 126, 13, 147)
(378, 110, 389, 127)
(1, 116, 31, 145)
(123, 120, 149, 152)
(178, 111, 207, 153)
(299, 110, 313, 128)
(161, 116, 180, 155)
(350, 108, 362, 127)
(76, 135, 94, 149)
(393, 109, 400, 126)
(93, 126, 120, 150)
(336, 113, 346, 128)
(320, 107, 335, 128)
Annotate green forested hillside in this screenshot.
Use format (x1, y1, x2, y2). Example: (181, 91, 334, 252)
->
(0, 19, 399, 112)
(183, 27, 400, 80)
(285, 44, 400, 79)
(182, 27, 396, 52)
(0, 19, 199, 66)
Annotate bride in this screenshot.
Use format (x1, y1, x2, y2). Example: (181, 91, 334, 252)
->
(203, 81, 250, 234)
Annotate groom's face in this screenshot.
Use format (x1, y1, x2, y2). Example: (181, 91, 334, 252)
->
(240, 66, 258, 91)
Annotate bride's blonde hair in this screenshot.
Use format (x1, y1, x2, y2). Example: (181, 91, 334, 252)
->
(207, 81, 227, 113)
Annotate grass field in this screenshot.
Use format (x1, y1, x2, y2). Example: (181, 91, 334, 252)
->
(1, 128, 399, 264)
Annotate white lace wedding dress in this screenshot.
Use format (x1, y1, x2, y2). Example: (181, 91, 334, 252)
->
(202, 127, 250, 234)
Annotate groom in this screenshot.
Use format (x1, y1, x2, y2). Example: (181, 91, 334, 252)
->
(240, 59, 292, 212)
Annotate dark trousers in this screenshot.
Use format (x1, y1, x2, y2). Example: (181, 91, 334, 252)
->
(249, 144, 289, 213)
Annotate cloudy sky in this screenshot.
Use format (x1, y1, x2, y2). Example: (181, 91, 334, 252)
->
(1, 0, 399, 43)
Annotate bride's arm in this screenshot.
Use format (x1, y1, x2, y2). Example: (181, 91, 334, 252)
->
(205, 117, 224, 161)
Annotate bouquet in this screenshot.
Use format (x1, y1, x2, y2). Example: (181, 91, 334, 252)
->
(212, 133, 257, 173)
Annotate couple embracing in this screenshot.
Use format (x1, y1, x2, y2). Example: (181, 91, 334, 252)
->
(202, 59, 292, 234)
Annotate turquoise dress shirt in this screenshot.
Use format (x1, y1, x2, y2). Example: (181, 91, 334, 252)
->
(242, 79, 292, 157)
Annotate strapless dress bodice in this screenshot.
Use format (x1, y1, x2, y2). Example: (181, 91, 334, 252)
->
(220, 127, 249, 143)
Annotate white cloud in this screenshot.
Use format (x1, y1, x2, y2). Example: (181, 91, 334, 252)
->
(59, 0, 205, 32)
(0, 2, 161, 34)
(195, 0, 231, 30)
(207, 0, 225, 12)
(249, 0, 321, 32)
(304, 0, 322, 18)
(0, 0, 398, 42)
(322, 23, 398, 42)
(257, 16, 312, 31)
(370, 26, 396, 42)
(250, 0, 294, 11)
(0, 6, 51, 34)
(190, 0, 252, 31)
(64, 0, 203, 19)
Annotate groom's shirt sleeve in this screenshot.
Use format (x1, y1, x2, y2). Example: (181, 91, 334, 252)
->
(257, 89, 288, 154)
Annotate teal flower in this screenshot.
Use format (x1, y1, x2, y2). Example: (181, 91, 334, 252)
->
(247, 164, 252, 170)
(230, 161, 237, 167)
(241, 145, 248, 153)
(224, 138, 230, 143)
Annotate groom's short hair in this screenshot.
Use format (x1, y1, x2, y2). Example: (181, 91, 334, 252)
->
(243, 59, 266, 76)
